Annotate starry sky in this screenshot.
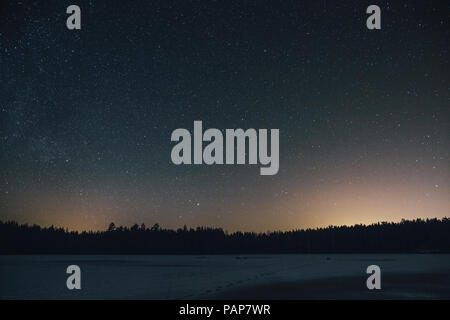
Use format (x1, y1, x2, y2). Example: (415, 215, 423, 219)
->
(0, 0, 449, 232)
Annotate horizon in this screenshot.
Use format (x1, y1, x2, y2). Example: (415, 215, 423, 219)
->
(3, 215, 448, 234)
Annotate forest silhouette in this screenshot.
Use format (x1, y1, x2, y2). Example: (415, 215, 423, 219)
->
(1, 218, 449, 254)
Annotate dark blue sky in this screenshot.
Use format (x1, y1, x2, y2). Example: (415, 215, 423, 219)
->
(0, 0, 448, 231)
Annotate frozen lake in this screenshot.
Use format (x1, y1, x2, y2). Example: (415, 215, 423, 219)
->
(1, 254, 449, 299)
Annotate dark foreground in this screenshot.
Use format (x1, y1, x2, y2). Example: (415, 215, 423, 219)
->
(1, 254, 449, 299)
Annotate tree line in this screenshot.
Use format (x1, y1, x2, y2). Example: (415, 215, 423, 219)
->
(1, 218, 449, 254)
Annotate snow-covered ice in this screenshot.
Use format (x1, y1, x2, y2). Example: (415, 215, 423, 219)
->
(1, 254, 449, 299)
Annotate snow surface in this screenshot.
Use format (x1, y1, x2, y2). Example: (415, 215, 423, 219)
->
(1, 254, 449, 299)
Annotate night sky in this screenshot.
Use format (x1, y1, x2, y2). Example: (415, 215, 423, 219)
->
(1, 0, 449, 232)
